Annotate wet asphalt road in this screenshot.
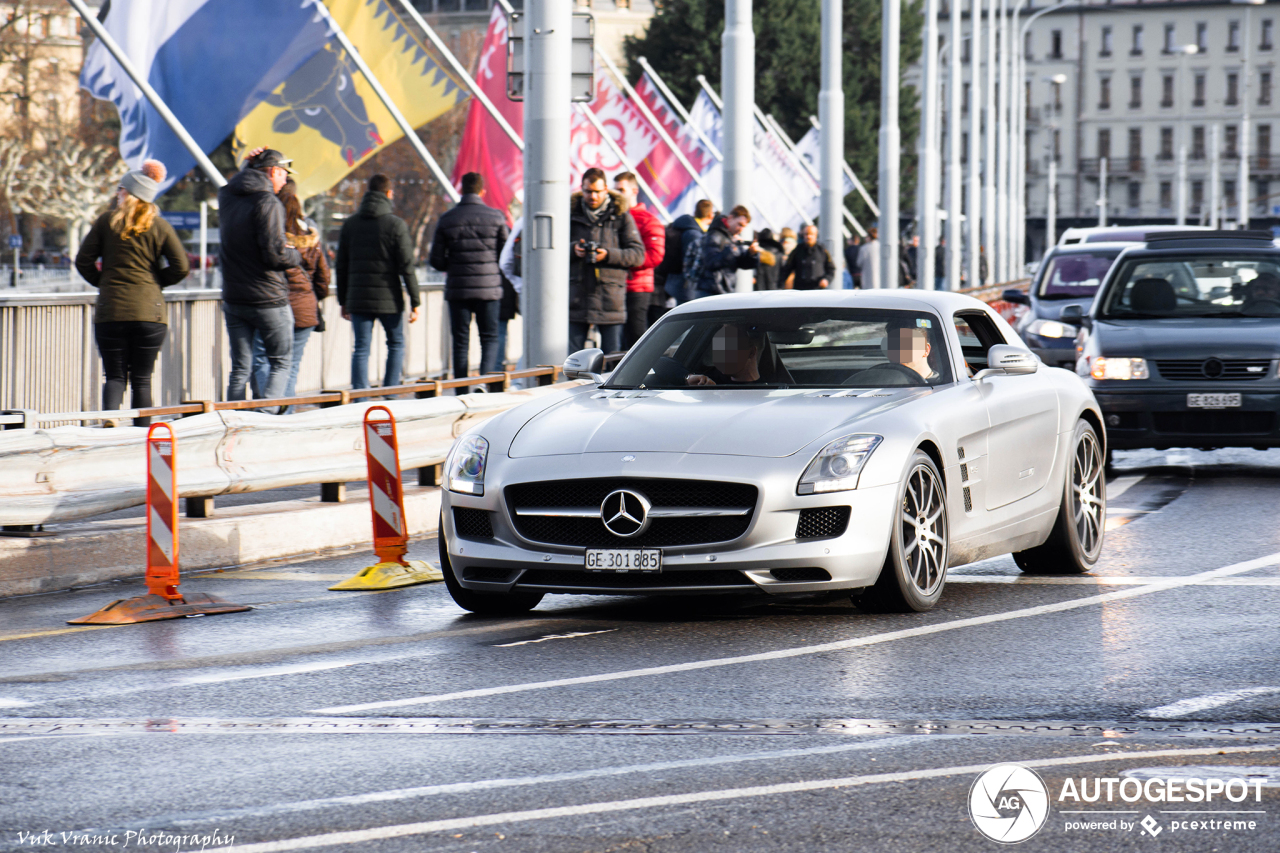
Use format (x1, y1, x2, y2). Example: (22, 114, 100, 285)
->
(3, 448, 1280, 853)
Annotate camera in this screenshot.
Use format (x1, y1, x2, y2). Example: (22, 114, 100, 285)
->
(579, 239, 602, 261)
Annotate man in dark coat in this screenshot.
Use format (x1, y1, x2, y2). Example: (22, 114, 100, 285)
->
(336, 174, 420, 389)
(429, 172, 509, 388)
(753, 228, 786, 290)
(568, 168, 645, 354)
(218, 148, 302, 403)
(690, 205, 759, 298)
(780, 224, 835, 290)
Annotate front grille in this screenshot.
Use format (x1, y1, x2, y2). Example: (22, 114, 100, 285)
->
(505, 479, 757, 548)
(795, 506, 851, 540)
(1151, 411, 1276, 435)
(1154, 359, 1273, 381)
(771, 567, 832, 582)
(463, 566, 517, 582)
(453, 507, 494, 539)
(516, 568, 753, 589)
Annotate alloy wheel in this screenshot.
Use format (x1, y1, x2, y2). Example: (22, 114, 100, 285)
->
(900, 464, 947, 596)
(1072, 431, 1105, 557)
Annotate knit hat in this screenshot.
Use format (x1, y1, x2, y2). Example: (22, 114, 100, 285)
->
(119, 170, 159, 203)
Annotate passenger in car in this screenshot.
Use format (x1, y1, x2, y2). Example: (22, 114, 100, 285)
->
(684, 324, 765, 386)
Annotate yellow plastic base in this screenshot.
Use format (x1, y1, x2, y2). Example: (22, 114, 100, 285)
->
(67, 593, 251, 624)
(328, 560, 443, 591)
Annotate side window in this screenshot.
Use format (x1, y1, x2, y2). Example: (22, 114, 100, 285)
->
(953, 312, 1008, 372)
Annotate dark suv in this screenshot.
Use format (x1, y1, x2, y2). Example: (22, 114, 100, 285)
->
(1074, 232, 1280, 451)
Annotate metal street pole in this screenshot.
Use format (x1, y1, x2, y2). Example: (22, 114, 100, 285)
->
(1237, 0, 1260, 228)
(199, 201, 208, 288)
(1046, 153, 1057, 244)
(995, 0, 1009, 283)
(723, 0, 756, 292)
(809, 115, 881, 216)
(1017, 4, 1073, 270)
(67, 0, 226, 187)
(967, 0, 983, 288)
(983, 0, 996, 281)
(947, 8, 962, 290)
(879, 0, 901, 288)
(1176, 143, 1188, 225)
(765, 114, 860, 237)
(917, 0, 939, 289)
(820, 0, 846, 281)
(523, 0, 572, 365)
(1098, 156, 1108, 226)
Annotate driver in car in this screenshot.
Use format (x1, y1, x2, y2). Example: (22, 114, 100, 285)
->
(846, 321, 940, 385)
(1245, 272, 1280, 312)
(685, 324, 765, 385)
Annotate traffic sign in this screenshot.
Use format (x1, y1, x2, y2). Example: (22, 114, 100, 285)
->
(8, 233, 22, 248)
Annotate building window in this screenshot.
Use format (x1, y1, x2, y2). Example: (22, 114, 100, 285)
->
(1160, 127, 1174, 160)
(1224, 180, 1237, 210)
(962, 132, 969, 162)
(1262, 71, 1273, 105)
(963, 35, 970, 63)
(1161, 74, 1174, 107)
(1131, 25, 1143, 56)
(1025, 80, 1033, 119)
(1053, 79, 1063, 112)
(1227, 72, 1240, 106)
(1024, 30, 1033, 60)
(1228, 20, 1241, 53)
(1053, 129, 1062, 162)
(1225, 125, 1239, 158)
(1129, 75, 1142, 108)
(1196, 22, 1208, 53)
(1193, 73, 1206, 107)
(1191, 180, 1204, 214)
(1099, 128, 1111, 159)
(1160, 181, 1173, 211)
(1164, 23, 1176, 54)
(963, 82, 970, 113)
(1192, 126, 1206, 159)
(1100, 26, 1112, 57)
(1263, 19, 1274, 51)
(1257, 180, 1270, 214)
(1051, 29, 1063, 59)
(1127, 181, 1141, 211)
(1260, 124, 1272, 158)
(1099, 77, 1111, 109)
(1128, 127, 1143, 167)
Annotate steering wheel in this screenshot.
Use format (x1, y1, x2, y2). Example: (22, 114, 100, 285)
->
(1241, 298, 1280, 316)
(842, 363, 927, 387)
(647, 356, 691, 387)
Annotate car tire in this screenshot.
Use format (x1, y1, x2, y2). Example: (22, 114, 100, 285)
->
(857, 450, 949, 613)
(1013, 420, 1105, 574)
(439, 519, 544, 615)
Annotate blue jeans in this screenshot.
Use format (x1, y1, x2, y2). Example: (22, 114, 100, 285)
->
(569, 322, 622, 355)
(223, 302, 293, 402)
(251, 325, 313, 413)
(447, 298, 501, 381)
(351, 312, 406, 389)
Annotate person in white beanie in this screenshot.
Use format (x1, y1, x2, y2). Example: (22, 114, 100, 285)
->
(75, 160, 189, 426)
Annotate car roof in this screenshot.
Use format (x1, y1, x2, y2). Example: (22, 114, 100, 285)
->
(1058, 225, 1213, 244)
(1044, 242, 1132, 255)
(663, 288, 992, 317)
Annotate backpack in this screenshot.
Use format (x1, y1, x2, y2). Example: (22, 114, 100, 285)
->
(655, 222, 685, 276)
(682, 231, 707, 284)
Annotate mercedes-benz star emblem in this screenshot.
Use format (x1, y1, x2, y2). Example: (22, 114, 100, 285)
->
(600, 489, 651, 538)
(1202, 358, 1225, 379)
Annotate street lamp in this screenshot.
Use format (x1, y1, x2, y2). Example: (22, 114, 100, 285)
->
(1234, 0, 1264, 229)
(1171, 44, 1198, 226)
(1041, 74, 1067, 248)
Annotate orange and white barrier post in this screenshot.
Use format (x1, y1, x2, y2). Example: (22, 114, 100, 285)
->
(68, 424, 251, 624)
(330, 406, 441, 590)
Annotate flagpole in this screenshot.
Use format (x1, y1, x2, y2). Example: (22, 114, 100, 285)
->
(575, 103, 672, 224)
(635, 57, 724, 161)
(763, 113, 860, 238)
(595, 50, 722, 208)
(311, 3, 459, 202)
(697, 76, 813, 228)
(392, 0, 522, 150)
(808, 115, 880, 217)
(68, 0, 226, 187)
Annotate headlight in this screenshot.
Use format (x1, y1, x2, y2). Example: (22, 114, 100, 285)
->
(797, 434, 883, 495)
(1026, 318, 1074, 339)
(1090, 357, 1149, 381)
(446, 435, 489, 495)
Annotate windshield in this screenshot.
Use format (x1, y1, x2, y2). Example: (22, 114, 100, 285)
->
(1036, 251, 1120, 299)
(608, 308, 954, 390)
(1099, 255, 1280, 319)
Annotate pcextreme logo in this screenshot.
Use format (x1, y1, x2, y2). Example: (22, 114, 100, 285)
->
(969, 763, 1052, 843)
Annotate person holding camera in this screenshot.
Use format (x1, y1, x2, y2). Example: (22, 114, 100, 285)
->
(689, 204, 760, 299)
(568, 168, 644, 354)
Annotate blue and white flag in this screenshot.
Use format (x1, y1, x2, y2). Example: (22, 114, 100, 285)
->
(80, 0, 332, 194)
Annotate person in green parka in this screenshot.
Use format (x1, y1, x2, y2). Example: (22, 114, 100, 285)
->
(75, 160, 189, 426)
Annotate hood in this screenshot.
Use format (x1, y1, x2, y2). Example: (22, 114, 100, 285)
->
(358, 191, 394, 218)
(1095, 318, 1280, 359)
(672, 213, 701, 233)
(570, 189, 630, 218)
(290, 229, 320, 249)
(227, 167, 274, 196)
(508, 388, 926, 459)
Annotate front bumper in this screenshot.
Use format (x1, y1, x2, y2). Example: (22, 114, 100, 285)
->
(441, 452, 898, 596)
(1092, 386, 1280, 450)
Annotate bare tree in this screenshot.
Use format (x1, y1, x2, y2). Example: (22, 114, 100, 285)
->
(20, 130, 119, 258)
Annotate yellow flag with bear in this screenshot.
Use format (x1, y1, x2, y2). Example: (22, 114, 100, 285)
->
(234, 0, 469, 198)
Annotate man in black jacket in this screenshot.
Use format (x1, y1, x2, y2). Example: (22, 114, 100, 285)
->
(690, 205, 759, 298)
(218, 149, 302, 403)
(568, 168, 644, 353)
(780, 224, 835, 290)
(337, 174, 420, 389)
(429, 172, 509, 388)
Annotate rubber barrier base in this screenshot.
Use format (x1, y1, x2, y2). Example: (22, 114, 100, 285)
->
(67, 593, 252, 625)
(328, 560, 443, 591)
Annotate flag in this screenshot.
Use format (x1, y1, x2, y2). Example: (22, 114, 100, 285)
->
(792, 127, 858, 197)
(81, 0, 332, 195)
(452, 4, 523, 222)
(633, 72, 717, 214)
(235, 0, 470, 199)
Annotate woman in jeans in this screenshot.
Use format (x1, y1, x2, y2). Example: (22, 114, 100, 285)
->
(75, 160, 189, 426)
(250, 178, 329, 411)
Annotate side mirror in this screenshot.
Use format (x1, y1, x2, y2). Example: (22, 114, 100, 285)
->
(974, 344, 1039, 380)
(1001, 288, 1031, 306)
(563, 348, 605, 383)
(1059, 304, 1083, 323)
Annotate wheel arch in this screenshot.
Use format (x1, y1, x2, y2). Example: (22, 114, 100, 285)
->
(1076, 405, 1106, 457)
(915, 438, 947, 489)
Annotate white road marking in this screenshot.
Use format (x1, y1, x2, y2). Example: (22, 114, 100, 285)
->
(314, 551, 1280, 715)
(0, 698, 31, 708)
(216, 744, 1279, 853)
(1140, 687, 1280, 719)
(949, 575, 1280, 586)
(1105, 475, 1145, 500)
(180, 661, 355, 685)
(495, 630, 618, 647)
(72, 735, 945, 832)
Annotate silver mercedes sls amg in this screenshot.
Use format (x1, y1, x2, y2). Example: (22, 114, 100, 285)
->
(439, 290, 1106, 614)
